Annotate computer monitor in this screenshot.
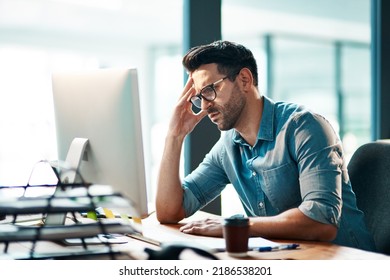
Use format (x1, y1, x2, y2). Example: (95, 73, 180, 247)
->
(51, 67, 149, 220)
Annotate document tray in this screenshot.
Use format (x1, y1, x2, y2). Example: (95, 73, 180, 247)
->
(0, 221, 137, 242)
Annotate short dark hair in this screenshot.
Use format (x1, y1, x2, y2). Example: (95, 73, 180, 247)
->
(182, 40, 258, 86)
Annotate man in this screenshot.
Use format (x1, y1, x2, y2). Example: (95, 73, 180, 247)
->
(156, 40, 375, 251)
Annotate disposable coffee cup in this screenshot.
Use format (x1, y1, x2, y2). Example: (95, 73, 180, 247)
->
(222, 214, 250, 257)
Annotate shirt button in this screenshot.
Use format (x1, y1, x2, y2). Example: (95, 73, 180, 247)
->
(259, 202, 264, 208)
(252, 171, 256, 177)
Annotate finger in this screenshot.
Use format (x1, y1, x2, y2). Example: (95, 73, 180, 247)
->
(179, 224, 190, 232)
(179, 221, 198, 231)
(194, 108, 208, 119)
(177, 82, 195, 109)
(180, 76, 194, 99)
(185, 75, 193, 88)
(186, 109, 207, 126)
(181, 225, 202, 235)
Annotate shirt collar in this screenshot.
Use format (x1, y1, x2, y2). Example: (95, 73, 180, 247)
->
(233, 95, 275, 145)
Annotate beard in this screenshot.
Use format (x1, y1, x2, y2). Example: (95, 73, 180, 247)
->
(207, 86, 246, 131)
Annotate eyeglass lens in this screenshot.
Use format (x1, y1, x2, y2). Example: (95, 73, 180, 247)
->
(191, 97, 202, 108)
(200, 86, 216, 100)
(191, 86, 216, 108)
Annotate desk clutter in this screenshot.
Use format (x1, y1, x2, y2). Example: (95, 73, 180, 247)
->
(0, 183, 141, 260)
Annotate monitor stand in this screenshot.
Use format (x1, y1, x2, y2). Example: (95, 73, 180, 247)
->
(45, 138, 129, 245)
(45, 137, 89, 225)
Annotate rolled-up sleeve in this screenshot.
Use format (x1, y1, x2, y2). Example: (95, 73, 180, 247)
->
(182, 185, 202, 217)
(298, 154, 343, 226)
(291, 112, 343, 227)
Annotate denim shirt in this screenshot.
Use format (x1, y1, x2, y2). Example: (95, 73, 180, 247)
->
(182, 95, 375, 251)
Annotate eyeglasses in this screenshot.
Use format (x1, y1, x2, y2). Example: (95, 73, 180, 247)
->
(189, 76, 228, 108)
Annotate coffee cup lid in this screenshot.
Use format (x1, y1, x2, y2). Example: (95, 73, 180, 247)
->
(223, 214, 249, 226)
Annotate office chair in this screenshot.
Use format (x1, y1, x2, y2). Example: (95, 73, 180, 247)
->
(347, 140, 390, 255)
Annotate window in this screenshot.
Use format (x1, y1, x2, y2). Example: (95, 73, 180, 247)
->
(0, 1, 183, 207)
(221, 0, 371, 216)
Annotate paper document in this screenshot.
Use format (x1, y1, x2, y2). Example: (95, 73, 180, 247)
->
(187, 236, 280, 251)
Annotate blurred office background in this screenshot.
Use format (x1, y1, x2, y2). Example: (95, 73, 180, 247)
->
(0, 0, 375, 215)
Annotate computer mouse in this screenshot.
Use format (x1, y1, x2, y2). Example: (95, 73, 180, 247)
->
(144, 242, 219, 260)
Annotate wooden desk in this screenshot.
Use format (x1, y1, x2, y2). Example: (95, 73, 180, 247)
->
(138, 212, 390, 260)
(1, 212, 389, 260)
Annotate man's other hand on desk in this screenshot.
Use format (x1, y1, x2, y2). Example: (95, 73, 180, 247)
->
(179, 218, 223, 237)
(177, 209, 337, 243)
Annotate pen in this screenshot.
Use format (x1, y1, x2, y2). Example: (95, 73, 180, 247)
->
(257, 243, 299, 252)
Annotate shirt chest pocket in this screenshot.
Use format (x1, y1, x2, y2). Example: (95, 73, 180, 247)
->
(260, 162, 301, 213)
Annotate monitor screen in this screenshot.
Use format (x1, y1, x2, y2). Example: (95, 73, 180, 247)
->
(51, 68, 149, 219)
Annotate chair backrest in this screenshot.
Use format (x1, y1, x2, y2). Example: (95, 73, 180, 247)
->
(347, 140, 390, 255)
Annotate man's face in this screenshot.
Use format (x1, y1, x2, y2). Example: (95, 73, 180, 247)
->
(191, 64, 246, 131)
